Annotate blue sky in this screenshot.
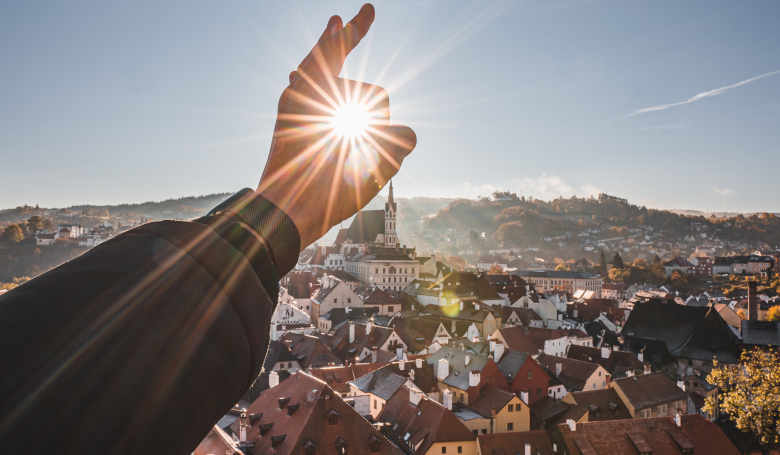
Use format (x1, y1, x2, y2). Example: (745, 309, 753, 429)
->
(2, 0, 779, 212)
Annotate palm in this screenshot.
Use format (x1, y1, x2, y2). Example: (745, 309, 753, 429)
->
(259, 4, 416, 248)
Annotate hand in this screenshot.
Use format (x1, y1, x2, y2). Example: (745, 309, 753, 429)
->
(257, 3, 416, 249)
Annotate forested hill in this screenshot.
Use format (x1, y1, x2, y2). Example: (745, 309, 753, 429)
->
(421, 192, 780, 249)
(0, 193, 233, 227)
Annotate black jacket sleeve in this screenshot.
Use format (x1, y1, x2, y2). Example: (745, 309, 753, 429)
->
(0, 189, 300, 454)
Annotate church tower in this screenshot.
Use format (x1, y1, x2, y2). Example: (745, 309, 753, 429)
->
(384, 180, 398, 248)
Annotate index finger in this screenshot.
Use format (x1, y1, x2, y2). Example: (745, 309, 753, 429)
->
(341, 3, 375, 58)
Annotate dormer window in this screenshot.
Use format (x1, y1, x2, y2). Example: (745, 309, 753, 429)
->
(327, 409, 341, 425)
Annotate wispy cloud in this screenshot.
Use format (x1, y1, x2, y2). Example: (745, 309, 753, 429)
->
(714, 187, 735, 196)
(628, 69, 780, 117)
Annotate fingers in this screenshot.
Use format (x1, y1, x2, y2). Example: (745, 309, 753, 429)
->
(342, 3, 375, 56)
(364, 124, 416, 187)
(295, 4, 374, 82)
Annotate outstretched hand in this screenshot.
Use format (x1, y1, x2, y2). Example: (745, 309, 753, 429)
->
(257, 3, 416, 249)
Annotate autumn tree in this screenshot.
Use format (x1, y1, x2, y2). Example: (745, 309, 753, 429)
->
(2, 224, 24, 243)
(705, 348, 780, 446)
(768, 305, 780, 322)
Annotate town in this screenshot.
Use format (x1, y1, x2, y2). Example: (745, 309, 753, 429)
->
(191, 183, 780, 455)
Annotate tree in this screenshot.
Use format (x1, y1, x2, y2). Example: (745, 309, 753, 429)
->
(705, 348, 780, 446)
(555, 263, 571, 272)
(768, 305, 780, 322)
(612, 252, 624, 269)
(2, 224, 24, 243)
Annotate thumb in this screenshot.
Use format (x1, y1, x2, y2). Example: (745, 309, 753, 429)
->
(365, 124, 416, 188)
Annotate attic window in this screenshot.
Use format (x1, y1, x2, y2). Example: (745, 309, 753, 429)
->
(335, 436, 348, 454)
(259, 422, 274, 435)
(327, 409, 341, 425)
(303, 439, 317, 455)
(271, 434, 286, 447)
(278, 397, 291, 409)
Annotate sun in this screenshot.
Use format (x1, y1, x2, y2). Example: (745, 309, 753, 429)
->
(330, 102, 371, 139)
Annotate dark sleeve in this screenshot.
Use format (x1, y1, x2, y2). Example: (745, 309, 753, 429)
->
(0, 189, 300, 454)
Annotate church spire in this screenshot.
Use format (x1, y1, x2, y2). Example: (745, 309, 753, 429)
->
(388, 180, 394, 205)
(384, 180, 398, 248)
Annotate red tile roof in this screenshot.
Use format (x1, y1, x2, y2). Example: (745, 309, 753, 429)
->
(558, 414, 740, 455)
(229, 372, 402, 454)
(477, 430, 555, 455)
(380, 386, 474, 454)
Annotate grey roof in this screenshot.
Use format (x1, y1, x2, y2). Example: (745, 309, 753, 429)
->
(741, 320, 780, 347)
(497, 350, 530, 378)
(426, 345, 490, 390)
(452, 407, 485, 422)
(345, 210, 385, 244)
(350, 365, 408, 401)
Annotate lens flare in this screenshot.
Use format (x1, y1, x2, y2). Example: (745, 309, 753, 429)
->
(330, 102, 371, 139)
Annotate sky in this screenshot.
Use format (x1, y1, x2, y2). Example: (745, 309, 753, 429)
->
(2, 0, 780, 212)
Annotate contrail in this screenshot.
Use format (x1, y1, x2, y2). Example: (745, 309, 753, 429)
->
(628, 69, 780, 117)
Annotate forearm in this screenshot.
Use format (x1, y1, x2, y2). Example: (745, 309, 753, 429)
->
(0, 190, 300, 453)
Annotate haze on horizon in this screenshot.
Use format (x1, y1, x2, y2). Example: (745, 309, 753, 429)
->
(2, 0, 779, 212)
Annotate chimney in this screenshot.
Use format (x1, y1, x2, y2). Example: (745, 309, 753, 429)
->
(643, 363, 652, 375)
(637, 347, 644, 363)
(566, 419, 576, 432)
(464, 355, 471, 366)
(748, 281, 759, 320)
(474, 302, 480, 311)
(520, 391, 529, 404)
(239, 410, 249, 442)
(674, 411, 682, 428)
(524, 443, 531, 455)
(349, 322, 355, 343)
(371, 348, 378, 363)
(443, 389, 453, 410)
(555, 362, 563, 377)
(437, 358, 450, 380)
(459, 301, 464, 312)
(494, 343, 505, 363)
(269, 370, 280, 388)
(416, 358, 423, 369)
(366, 320, 373, 335)
(469, 370, 481, 387)
(489, 340, 496, 353)
(409, 388, 423, 406)
(399, 358, 406, 371)
(397, 347, 404, 361)
(600, 346, 610, 359)
(677, 380, 686, 392)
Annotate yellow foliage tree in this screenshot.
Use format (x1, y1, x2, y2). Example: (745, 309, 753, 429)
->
(704, 348, 780, 446)
(767, 305, 780, 322)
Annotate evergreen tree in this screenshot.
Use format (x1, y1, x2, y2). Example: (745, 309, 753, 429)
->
(612, 252, 624, 268)
(599, 249, 608, 277)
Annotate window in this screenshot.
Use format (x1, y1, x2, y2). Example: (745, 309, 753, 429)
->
(507, 422, 513, 431)
(333, 298, 337, 303)
(473, 430, 478, 437)
(388, 306, 394, 313)
(458, 446, 462, 454)
(347, 298, 351, 303)
(508, 404, 514, 412)
(527, 371, 532, 380)
(481, 429, 487, 435)
(441, 447, 446, 454)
